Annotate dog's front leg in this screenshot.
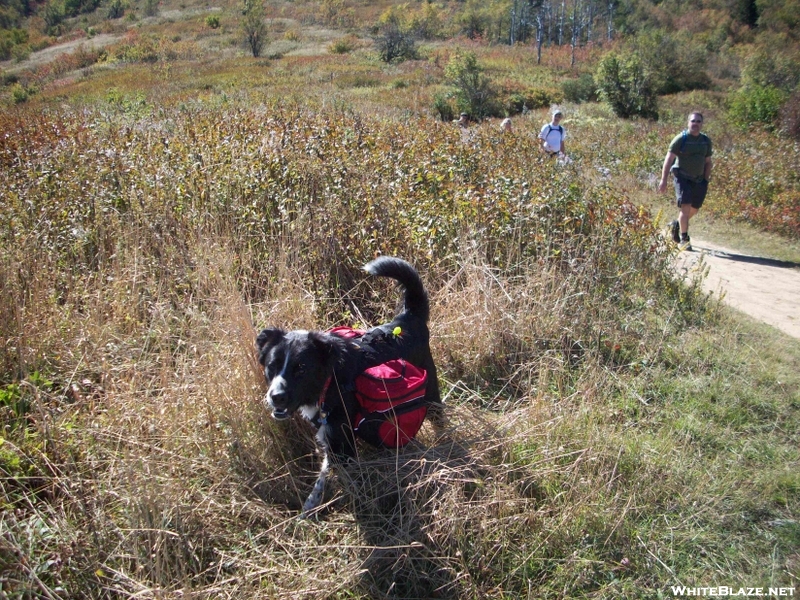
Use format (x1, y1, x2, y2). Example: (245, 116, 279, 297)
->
(300, 419, 357, 518)
(301, 454, 330, 517)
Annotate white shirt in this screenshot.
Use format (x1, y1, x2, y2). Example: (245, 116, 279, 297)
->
(539, 122, 565, 152)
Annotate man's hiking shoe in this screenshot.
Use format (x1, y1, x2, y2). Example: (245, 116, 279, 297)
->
(678, 236, 692, 252)
(670, 220, 681, 244)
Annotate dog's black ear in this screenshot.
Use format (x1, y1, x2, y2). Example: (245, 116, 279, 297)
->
(308, 332, 345, 368)
(256, 328, 285, 363)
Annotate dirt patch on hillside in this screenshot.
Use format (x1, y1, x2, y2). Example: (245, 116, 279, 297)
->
(675, 240, 800, 339)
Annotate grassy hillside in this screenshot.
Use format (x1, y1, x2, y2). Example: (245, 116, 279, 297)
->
(1, 92, 799, 597)
(2, 0, 800, 238)
(1, 1, 799, 598)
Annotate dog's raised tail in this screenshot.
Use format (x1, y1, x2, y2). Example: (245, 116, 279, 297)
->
(364, 256, 429, 322)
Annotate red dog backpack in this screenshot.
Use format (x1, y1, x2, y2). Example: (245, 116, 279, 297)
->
(328, 327, 428, 448)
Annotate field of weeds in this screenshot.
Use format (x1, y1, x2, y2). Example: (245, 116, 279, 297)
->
(1, 93, 798, 598)
(1, 15, 799, 597)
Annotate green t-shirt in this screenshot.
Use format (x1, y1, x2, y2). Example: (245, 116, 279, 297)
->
(669, 131, 712, 183)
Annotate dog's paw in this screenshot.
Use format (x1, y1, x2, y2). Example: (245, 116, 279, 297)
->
(300, 474, 326, 517)
(300, 494, 322, 518)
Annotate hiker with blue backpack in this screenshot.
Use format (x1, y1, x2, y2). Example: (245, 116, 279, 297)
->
(658, 112, 713, 251)
(539, 107, 566, 157)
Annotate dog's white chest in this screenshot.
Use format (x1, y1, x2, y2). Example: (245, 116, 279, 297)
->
(299, 405, 332, 445)
(300, 404, 320, 421)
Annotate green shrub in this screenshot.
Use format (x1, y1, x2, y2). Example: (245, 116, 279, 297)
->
(2, 72, 20, 86)
(107, 0, 125, 19)
(377, 2, 445, 40)
(375, 22, 417, 63)
(561, 73, 598, 103)
(740, 47, 800, 92)
(456, 5, 488, 39)
(728, 84, 788, 129)
(0, 28, 27, 61)
(10, 43, 29, 62)
(500, 87, 561, 115)
(444, 50, 496, 119)
(328, 35, 357, 54)
(64, 0, 101, 17)
(502, 92, 528, 115)
(0, 36, 11, 61)
(432, 92, 456, 122)
(625, 30, 711, 95)
(242, 0, 267, 58)
(595, 51, 659, 120)
(205, 14, 220, 29)
(108, 34, 160, 63)
(8, 27, 25, 45)
(10, 82, 28, 104)
(41, 0, 64, 35)
(408, 3, 444, 40)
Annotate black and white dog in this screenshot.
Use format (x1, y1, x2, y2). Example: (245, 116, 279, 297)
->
(256, 256, 441, 515)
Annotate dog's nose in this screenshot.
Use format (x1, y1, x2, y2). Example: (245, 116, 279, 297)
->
(267, 376, 288, 406)
(269, 389, 287, 405)
(266, 379, 291, 420)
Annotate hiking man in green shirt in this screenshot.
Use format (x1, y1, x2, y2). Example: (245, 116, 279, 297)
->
(658, 112, 713, 251)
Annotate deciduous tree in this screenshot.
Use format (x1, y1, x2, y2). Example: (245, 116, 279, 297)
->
(242, 0, 267, 58)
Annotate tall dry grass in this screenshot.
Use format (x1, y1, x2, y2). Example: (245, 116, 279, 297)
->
(1, 98, 797, 599)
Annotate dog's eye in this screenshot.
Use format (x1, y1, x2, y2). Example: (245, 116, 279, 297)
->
(294, 363, 306, 376)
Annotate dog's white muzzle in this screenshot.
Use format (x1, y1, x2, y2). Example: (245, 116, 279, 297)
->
(266, 376, 291, 420)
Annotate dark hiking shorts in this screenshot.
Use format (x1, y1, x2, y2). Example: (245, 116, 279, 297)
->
(674, 176, 709, 209)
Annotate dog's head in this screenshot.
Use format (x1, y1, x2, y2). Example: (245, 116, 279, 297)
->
(256, 328, 345, 420)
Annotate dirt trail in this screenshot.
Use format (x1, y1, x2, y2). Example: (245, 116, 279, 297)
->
(0, 33, 121, 74)
(675, 240, 800, 339)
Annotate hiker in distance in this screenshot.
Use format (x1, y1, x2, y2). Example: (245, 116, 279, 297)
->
(658, 111, 713, 251)
(539, 107, 566, 157)
(455, 111, 476, 143)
